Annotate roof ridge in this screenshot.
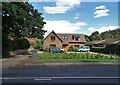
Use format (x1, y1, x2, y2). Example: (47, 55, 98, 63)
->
(57, 33, 83, 35)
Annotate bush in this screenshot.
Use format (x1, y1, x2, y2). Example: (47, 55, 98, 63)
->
(91, 43, 120, 55)
(9, 38, 30, 50)
(19, 38, 30, 49)
(68, 45, 74, 51)
(44, 48, 49, 52)
(33, 40, 43, 49)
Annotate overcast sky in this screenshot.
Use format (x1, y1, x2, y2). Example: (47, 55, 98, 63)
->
(29, 0, 119, 37)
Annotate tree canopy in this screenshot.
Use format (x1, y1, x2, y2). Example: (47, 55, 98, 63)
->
(2, 2, 46, 57)
(85, 29, 120, 42)
(2, 2, 46, 39)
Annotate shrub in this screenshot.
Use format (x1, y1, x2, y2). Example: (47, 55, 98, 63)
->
(8, 38, 30, 50)
(19, 38, 30, 49)
(44, 48, 49, 52)
(33, 40, 43, 49)
(68, 45, 74, 51)
(91, 43, 120, 55)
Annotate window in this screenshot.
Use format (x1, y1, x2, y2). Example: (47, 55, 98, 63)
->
(62, 36, 68, 39)
(51, 36, 55, 40)
(75, 45, 79, 48)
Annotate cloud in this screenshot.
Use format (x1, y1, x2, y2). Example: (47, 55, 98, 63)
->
(94, 5, 109, 18)
(43, 6, 69, 14)
(43, 20, 88, 37)
(95, 5, 106, 10)
(43, 0, 81, 14)
(88, 26, 119, 33)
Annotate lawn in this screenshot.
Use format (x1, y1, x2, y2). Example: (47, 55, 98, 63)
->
(36, 53, 119, 63)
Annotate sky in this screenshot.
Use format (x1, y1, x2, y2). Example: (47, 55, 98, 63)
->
(28, 0, 119, 37)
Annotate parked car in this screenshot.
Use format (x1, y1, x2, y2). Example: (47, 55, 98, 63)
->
(49, 46, 64, 53)
(77, 46, 90, 52)
(39, 46, 43, 51)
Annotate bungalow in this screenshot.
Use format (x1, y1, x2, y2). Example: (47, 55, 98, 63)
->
(42, 31, 86, 51)
(90, 38, 120, 47)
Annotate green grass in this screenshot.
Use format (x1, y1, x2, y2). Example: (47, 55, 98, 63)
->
(36, 53, 119, 63)
(37, 59, 119, 63)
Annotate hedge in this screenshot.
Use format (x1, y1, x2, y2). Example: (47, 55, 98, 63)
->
(91, 43, 120, 55)
(9, 38, 30, 50)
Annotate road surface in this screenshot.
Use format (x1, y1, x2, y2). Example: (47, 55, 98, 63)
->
(2, 64, 119, 83)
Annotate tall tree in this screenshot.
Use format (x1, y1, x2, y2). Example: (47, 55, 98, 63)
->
(90, 31, 100, 41)
(2, 2, 46, 57)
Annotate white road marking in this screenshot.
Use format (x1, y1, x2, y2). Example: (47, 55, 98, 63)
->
(34, 78, 52, 81)
(1, 76, 119, 80)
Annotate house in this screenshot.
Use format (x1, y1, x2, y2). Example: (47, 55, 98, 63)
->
(26, 37, 39, 44)
(89, 38, 120, 47)
(42, 31, 86, 51)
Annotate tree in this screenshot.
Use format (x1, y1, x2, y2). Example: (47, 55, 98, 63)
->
(84, 35, 90, 42)
(90, 31, 100, 41)
(2, 2, 46, 57)
(86, 29, 120, 42)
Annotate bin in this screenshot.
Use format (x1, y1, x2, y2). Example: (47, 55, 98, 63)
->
(31, 50, 37, 58)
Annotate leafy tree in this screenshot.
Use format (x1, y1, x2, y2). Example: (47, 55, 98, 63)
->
(84, 35, 90, 42)
(2, 2, 46, 57)
(85, 29, 120, 42)
(90, 31, 100, 41)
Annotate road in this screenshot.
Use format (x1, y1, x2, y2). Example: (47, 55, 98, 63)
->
(2, 64, 119, 83)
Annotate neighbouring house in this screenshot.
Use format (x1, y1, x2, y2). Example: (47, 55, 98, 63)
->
(89, 38, 120, 47)
(26, 37, 39, 44)
(42, 31, 86, 51)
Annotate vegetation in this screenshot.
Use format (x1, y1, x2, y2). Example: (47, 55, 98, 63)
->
(33, 40, 43, 49)
(37, 59, 119, 63)
(68, 45, 78, 52)
(91, 43, 120, 55)
(44, 48, 49, 52)
(36, 53, 119, 62)
(2, 2, 46, 57)
(85, 29, 120, 41)
(37, 53, 118, 60)
(9, 38, 30, 50)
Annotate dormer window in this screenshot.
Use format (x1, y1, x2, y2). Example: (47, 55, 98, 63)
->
(72, 34, 80, 41)
(62, 36, 68, 39)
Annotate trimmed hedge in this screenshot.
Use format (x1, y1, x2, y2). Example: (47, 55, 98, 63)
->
(91, 43, 120, 55)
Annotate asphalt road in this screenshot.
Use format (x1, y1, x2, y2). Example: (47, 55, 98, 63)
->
(2, 65, 119, 83)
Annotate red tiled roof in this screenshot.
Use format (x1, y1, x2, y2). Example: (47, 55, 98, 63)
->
(26, 38, 39, 44)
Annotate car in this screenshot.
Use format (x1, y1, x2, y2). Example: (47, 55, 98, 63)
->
(77, 46, 90, 52)
(39, 46, 43, 51)
(49, 46, 64, 53)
